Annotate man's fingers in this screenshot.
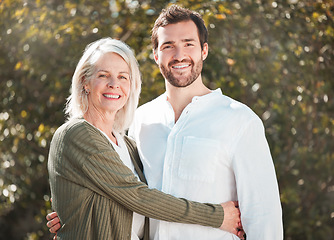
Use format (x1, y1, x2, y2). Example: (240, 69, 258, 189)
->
(47, 217, 60, 228)
(49, 223, 61, 233)
(46, 212, 57, 221)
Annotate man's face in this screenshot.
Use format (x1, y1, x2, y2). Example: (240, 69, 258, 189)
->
(154, 20, 208, 88)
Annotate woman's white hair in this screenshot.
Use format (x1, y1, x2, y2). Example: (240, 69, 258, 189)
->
(65, 38, 141, 135)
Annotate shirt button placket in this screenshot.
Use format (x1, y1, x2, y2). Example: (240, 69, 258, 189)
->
(162, 102, 175, 193)
(162, 133, 173, 192)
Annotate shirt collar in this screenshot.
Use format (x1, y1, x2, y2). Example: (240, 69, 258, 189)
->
(160, 88, 222, 103)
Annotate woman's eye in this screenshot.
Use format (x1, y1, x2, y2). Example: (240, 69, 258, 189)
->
(99, 74, 107, 78)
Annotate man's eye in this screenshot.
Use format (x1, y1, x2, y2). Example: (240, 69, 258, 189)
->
(99, 74, 107, 78)
(162, 45, 172, 50)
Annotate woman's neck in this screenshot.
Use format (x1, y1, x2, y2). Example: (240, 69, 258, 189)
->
(83, 110, 117, 145)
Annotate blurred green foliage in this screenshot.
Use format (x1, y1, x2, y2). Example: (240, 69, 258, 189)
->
(0, 0, 333, 239)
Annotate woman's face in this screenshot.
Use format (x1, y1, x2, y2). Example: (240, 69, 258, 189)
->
(85, 52, 131, 116)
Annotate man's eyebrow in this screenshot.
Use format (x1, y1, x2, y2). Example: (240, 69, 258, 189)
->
(182, 38, 196, 42)
(160, 38, 196, 47)
(161, 41, 175, 46)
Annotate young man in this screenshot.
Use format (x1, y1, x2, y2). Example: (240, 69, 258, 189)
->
(129, 5, 283, 240)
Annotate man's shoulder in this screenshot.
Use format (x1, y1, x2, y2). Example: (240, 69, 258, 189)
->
(216, 93, 254, 112)
(138, 94, 165, 109)
(135, 94, 166, 117)
(214, 93, 260, 122)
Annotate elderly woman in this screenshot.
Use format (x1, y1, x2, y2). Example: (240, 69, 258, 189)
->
(48, 38, 242, 240)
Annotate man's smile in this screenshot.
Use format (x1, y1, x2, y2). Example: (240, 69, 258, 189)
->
(172, 64, 191, 69)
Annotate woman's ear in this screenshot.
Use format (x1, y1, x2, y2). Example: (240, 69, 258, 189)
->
(83, 77, 90, 94)
(82, 76, 88, 90)
(83, 86, 90, 95)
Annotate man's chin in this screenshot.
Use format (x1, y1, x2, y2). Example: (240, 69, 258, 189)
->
(166, 78, 195, 88)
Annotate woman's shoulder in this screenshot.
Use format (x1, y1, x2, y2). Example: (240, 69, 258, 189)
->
(53, 118, 113, 154)
(54, 118, 102, 143)
(55, 118, 87, 137)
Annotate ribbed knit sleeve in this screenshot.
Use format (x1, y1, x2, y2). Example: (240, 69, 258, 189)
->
(123, 136, 225, 228)
(48, 119, 224, 239)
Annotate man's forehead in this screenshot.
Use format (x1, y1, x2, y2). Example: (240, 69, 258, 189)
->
(157, 20, 196, 32)
(157, 21, 199, 44)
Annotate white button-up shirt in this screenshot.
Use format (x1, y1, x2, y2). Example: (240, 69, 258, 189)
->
(129, 89, 283, 240)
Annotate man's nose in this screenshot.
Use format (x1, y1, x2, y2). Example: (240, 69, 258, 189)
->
(173, 47, 186, 61)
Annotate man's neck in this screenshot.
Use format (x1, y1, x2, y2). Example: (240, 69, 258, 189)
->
(166, 80, 211, 122)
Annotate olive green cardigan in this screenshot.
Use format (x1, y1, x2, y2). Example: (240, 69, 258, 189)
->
(48, 118, 224, 239)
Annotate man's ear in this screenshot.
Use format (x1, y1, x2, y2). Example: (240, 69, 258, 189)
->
(153, 49, 159, 64)
(202, 43, 209, 61)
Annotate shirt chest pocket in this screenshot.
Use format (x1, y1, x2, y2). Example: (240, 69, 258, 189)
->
(178, 136, 220, 183)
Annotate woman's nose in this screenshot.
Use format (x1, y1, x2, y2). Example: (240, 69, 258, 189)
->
(107, 78, 119, 88)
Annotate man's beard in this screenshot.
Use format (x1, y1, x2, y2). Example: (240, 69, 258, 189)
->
(160, 58, 203, 88)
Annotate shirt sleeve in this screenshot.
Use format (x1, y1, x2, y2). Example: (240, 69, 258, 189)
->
(232, 116, 283, 239)
(63, 122, 224, 228)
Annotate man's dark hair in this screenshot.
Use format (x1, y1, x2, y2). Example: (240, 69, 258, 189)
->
(151, 5, 208, 51)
